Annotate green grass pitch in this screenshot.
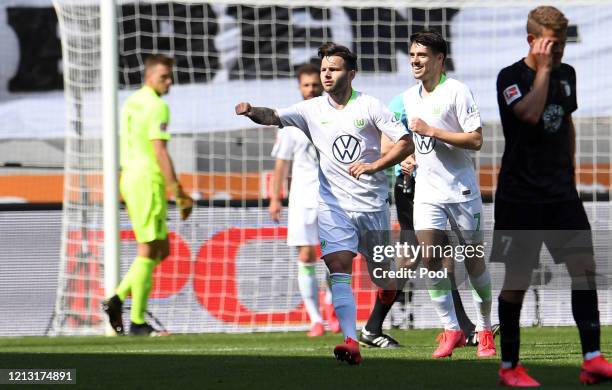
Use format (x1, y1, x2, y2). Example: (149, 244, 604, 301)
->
(1, 327, 610, 389)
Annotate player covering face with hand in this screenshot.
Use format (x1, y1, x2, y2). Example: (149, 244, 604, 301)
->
(494, 6, 612, 387)
(236, 42, 414, 365)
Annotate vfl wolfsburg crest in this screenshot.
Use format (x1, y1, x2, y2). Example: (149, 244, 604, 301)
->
(354, 118, 366, 129)
(432, 105, 442, 117)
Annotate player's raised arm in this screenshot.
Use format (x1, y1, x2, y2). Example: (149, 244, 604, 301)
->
(510, 37, 553, 125)
(235, 102, 282, 126)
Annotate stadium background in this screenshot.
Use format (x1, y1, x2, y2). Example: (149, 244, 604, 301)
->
(0, 0, 610, 336)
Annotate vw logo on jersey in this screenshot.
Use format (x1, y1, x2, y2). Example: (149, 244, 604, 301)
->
(542, 104, 565, 134)
(332, 134, 362, 163)
(413, 133, 436, 154)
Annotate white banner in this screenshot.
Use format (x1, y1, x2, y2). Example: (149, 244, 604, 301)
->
(1, 3, 611, 138)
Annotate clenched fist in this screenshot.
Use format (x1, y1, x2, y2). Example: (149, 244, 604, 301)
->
(400, 154, 417, 176)
(409, 117, 435, 137)
(235, 102, 253, 116)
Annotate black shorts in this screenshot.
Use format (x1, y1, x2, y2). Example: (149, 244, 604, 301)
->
(491, 197, 593, 268)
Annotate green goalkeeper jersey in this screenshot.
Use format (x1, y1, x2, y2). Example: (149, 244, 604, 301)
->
(120, 85, 171, 182)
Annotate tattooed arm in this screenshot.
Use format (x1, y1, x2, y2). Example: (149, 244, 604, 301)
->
(235, 102, 281, 126)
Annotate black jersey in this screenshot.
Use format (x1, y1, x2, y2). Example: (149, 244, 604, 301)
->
(496, 59, 578, 203)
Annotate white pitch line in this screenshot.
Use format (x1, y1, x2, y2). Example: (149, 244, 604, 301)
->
(72, 346, 322, 354)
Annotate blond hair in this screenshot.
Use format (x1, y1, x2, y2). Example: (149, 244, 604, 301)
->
(527, 6, 568, 36)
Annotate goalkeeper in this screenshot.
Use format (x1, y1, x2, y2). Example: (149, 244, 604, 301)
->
(102, 54, 193, 336)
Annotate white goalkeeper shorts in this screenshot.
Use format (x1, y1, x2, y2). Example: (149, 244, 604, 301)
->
(287, 206, 319, 247)
(413, 197, 484, 244)
(317, 204, 390, 262)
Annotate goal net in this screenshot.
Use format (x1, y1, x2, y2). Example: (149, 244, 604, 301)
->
(51, 0, 612, 335)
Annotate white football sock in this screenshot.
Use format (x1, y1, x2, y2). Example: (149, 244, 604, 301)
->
(585, 351, 601, 361)
(469, 269, 493, 331)
(330, 273, 357, 340)
(298, 263, 323, 325)
(427, 275, 460, 331)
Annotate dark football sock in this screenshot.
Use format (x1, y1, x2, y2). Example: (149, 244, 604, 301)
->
(572, 289, 600, 356)
(364, 290, 401, 334)
(499, 296, 522, 367)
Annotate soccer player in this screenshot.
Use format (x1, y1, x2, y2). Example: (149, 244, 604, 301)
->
(402, 31, 495, 358)
(102, 54, 193, 336)
(359, 95, 482, 349)
(494, 6, 612, 386)
(269, 63, 340, 337)
(236, 42, 414, 364)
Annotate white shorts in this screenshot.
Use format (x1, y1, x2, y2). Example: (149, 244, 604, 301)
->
(317, 204, 390, 261)
(287, 206, 319, 246)
(413, 197, 484, 244)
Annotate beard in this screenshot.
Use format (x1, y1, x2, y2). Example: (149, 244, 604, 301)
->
(324, 72, 351, 95)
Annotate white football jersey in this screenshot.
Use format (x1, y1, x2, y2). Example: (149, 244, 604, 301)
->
(277, 90, 408, 212)
(271, 126, 319, 209)
(403, 77, 482, 203)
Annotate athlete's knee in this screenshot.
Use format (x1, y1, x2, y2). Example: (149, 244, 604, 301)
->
(565, 254, 597, 290)
(298, 246, 317, 263)
(565, 254, 596, 275)
(442, 256, 455, 272)
(378, 289, 398, 305)
(323, 251, 354, 274)
(423, 256, 443, 272)
(464, 253, 486, 276)
(421, 252, 440, 270)
(416, 229, 446, 270)
(147, 239, 169, 261)
(159, 238, 170, 260)
(499, 289, 526, 305)
(502, 265, 533, 292)
(137, 242, 154, 259)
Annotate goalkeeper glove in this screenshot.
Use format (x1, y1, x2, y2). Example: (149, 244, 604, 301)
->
(169, 182, 193, 220)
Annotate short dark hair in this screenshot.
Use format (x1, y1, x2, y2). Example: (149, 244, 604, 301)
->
(296, 63, 320, 81)
(144, 54, 175, 72)
(317, 42, 357, 71)
(409, 30, 448, 60)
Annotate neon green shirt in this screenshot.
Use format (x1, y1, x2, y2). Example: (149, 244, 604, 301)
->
(120, 86, 171, 181)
